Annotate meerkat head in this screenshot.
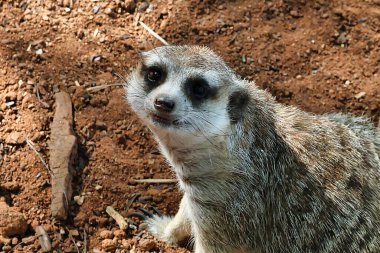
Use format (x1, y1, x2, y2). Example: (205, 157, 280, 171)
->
(126, 45, 249, 142)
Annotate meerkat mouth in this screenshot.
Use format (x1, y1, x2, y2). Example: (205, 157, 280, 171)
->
(151, 113, 173, 127)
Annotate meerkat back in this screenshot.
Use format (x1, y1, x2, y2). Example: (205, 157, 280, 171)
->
(126, 45, 380, 253)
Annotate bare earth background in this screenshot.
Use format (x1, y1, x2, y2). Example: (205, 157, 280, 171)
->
(0, 0, 379, 252)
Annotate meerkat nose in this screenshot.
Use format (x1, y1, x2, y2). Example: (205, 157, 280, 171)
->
(154, 95, 175, 113)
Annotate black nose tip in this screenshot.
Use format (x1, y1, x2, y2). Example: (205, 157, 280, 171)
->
(154, 96, 175, 113)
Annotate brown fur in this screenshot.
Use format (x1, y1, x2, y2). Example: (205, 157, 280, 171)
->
(126, 45, 380, 253)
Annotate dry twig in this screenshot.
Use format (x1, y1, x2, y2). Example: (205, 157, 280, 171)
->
(35, 84, 50, 108)
(106, 206, 130, 230)
(125, 193, 140, 211)
(65, 226, 80, 253)
(26, 138, 53, 176)
(35, 226, 52, 252)
(139, 21, 170, 46)
(134, 178, 177, 184)
(83, 228, 87, 253)
(86, 83, 124, 92)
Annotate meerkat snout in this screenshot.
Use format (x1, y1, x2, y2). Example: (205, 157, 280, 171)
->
(154, 95, 175, 113)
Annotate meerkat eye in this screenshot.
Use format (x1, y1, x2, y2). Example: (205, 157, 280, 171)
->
(189, 78, 210, 99)
(144, 66, 164, 85)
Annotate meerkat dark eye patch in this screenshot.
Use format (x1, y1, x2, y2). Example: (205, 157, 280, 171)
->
(184, 77, 217, 106)
(142, 65, 166, 90)
(228, 89, 249, 123)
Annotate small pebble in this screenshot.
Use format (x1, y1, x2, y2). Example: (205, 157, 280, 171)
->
(21, 236, 36, 245)
(74, 195, 84, 205)
(99, 230, 114, 239)
(11, 237, 18, 245)
(93, 5, 101, 14)
(113, 229, 126, 239)
(139, 238, 156, 251)
(101, 238, 117, 251)
(355, 91, 366, 99)
(138, 2, 150, 12)
(5, 91, 17, 101)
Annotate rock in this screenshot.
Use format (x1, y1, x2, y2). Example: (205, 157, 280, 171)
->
(35, 49, 43, 55)
(336, 33, 348, 45)
(35, 226, 52, 252)
(139, 238, 156, 251)
(138, 2, 149, 12)
(50, 92, 77, 220)
(321, 12, 329, 19)
(0, 236, 11, 245)
(69, 229, 79, 237)
(99, 230, 113, 239)
(4, 91, 17, 101)
(0, 201, 28, 237)
(74, 195, 84, 205)
(42, 224, 52, 233)
(21, 94, 34, 109)
(2, 182, 21, 192)
(21, 236, 36, 245)
(113, 229, 125, 239)
(105, 7, 117, 18)
(355, 91, 366, 99)
(121, 239, 133, 249)
(290, 9, 302, 18)
(125, 0, 137, 13)
(94, 121, 107, 130)
(146, 188, 160, 196)
(93, 5, 101, 14)
(5, 132, 26, 145)
(5, 101, 15, 107)
(97, 217, 109, 228)
(2, 245, 12, 251)
(11, 237, 18, 245)
(30, 220, 40, 231)
(90, 97, 109, 107)
(101, 238, 117, 251)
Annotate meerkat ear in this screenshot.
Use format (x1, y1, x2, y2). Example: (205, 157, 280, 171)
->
(228, 88, 249, 123)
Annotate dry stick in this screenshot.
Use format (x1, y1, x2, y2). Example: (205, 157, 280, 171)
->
(134, 179, 177, 184)
(106, 206, 134, 230)
(86, 83, 124, 92)
(83, 228, 87, 253)
(139, 21, 170, 46)
(26, 138, 53, 176)
(35, 226, 52, 253)
(113, 71, 128, 83)
(66, 227, 80, 253)
(35, 84, 50, 108)
(125, 193, 140, 211)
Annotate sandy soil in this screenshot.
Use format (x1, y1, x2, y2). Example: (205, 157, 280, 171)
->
(0, 0, 379, 252)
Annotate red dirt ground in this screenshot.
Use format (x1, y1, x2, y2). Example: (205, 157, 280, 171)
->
(0, 0, 379, 252)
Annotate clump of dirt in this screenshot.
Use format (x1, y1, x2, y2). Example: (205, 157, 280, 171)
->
(0, 0, 379, 252)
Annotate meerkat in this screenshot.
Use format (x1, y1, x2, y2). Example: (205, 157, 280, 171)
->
(125, 45, 380, 253)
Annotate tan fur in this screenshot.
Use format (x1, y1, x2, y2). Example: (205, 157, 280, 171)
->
(126, 45, 380, 253)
